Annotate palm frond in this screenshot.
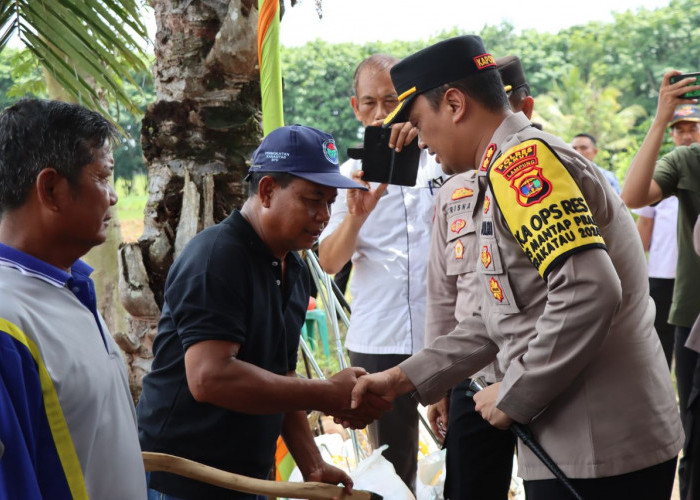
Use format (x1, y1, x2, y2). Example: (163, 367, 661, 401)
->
(0, 0, 150, 120)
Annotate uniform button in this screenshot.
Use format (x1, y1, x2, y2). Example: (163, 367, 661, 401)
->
(72, 287, 80, 293)
(272, 261, 278, 267)
(276, 280, 281, 286)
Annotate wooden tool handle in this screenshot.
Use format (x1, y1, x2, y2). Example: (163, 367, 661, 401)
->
(143, 452, 376, 500)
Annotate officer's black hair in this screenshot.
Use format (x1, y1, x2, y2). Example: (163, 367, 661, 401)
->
(509, 86, 531, 111)
(247, 172, 296, 198)
(422, 70, 510, 113)
(0, 98, 117, 213)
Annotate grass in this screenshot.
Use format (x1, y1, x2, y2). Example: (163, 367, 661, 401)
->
(115, 174, 148, 242)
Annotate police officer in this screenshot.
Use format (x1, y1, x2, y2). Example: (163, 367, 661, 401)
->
(351, 35, 682, 500)
(425, 55, 532, 500)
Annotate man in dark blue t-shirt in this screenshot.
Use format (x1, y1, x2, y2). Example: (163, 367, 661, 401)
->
(138, 125, 384, 500)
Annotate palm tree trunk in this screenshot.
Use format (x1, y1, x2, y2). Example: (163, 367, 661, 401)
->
(119, 0, 262, 401)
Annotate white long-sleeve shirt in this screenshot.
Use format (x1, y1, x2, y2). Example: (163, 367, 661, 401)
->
(320, 152, 444, 354)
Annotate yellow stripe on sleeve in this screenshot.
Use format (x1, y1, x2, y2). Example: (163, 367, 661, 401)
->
(0, 318, 88, 499)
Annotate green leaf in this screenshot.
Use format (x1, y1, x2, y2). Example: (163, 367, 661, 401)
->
(0, 0, 149, 124)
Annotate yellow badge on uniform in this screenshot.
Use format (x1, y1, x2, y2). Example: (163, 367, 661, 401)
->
(451, 219, 466, 234)
(489, 277, 504, 302)
(488, 139, 606, 279)
(481, 245, 492, 269)
(451, 187, 474, 200)
(480, 143, 497, 172)
(454, 239, 465, 260)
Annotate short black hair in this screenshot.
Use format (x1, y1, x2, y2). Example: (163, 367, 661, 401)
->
(508, 86, 531, 112)
(574, 133, 597, 145)
(422, 69, 510, 113)
(0, 98, 117, 212)
(246, 171, 296, 198)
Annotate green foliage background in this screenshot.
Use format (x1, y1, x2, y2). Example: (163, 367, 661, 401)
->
(1, 0, 698, 185)
(0, 47, 155, 181)
(281, 0, 700, 182)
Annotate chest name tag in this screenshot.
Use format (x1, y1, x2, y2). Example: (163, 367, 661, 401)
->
(488, 139, 606, 279)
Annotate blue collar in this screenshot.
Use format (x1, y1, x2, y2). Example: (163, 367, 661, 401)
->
(0, 242, 109, 351)
(0, 242, 93, 287)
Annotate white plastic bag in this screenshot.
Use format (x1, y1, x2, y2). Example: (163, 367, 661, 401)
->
(350, 445, 415, 500)
(416, 448, 445, 500)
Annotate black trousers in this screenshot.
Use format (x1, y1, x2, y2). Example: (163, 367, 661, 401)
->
(675, 326, 700, 500)
(348, 351, 418, 493)
(444, 379, 516, 500)
(650, 277, 675, 368)
(524, 457, 677, 500)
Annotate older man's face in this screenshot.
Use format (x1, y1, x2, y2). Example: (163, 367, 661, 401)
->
(351, 68, 400, 128)
(60, 142, 117, 250)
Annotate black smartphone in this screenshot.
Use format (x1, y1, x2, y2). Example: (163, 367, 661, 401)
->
(670, 72, 700, 99)
(356, 126, 421, 186)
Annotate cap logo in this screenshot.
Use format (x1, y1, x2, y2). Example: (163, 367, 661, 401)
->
(322, 139, 339, 164)
(264, 151, 290, 162)
(474, 53, 496, 70)
(675, 105, 695, 117)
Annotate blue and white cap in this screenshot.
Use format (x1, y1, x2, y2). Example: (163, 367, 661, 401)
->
(247, 125, 367, 190)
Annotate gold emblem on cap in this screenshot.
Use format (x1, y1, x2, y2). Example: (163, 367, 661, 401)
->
(384, 101, 403, 125)
(383, 86, 417, 126)
(398, 86, 416, 101)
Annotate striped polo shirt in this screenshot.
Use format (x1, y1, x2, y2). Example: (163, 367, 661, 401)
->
(0, 243, 146, 499)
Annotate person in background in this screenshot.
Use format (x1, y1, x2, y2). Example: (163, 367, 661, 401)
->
(0, 98, 147, 499)
(633, 195, 678, 368)
(621, 72, 700, 500)
(630, 104, 700, 368)
(683, 215, 700, 355)
(571, 133, 622, 194)
(318, 54, 444, 492)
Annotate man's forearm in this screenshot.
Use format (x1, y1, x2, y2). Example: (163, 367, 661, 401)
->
(318, 214, 368, 273)
(621, 119, 666, 208)
(186, 348, 349, 414)
(636, 216, 654, 251)
(281, 410, 324, 477)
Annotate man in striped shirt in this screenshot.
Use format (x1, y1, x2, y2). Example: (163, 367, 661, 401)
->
(0, 99, 147, 500)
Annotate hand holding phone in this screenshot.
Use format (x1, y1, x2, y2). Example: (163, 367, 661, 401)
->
(670, 72, 700, 99)
(353, 126, 421, 186)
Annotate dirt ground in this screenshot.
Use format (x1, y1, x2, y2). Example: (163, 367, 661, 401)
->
(120, 219, 144, 243)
